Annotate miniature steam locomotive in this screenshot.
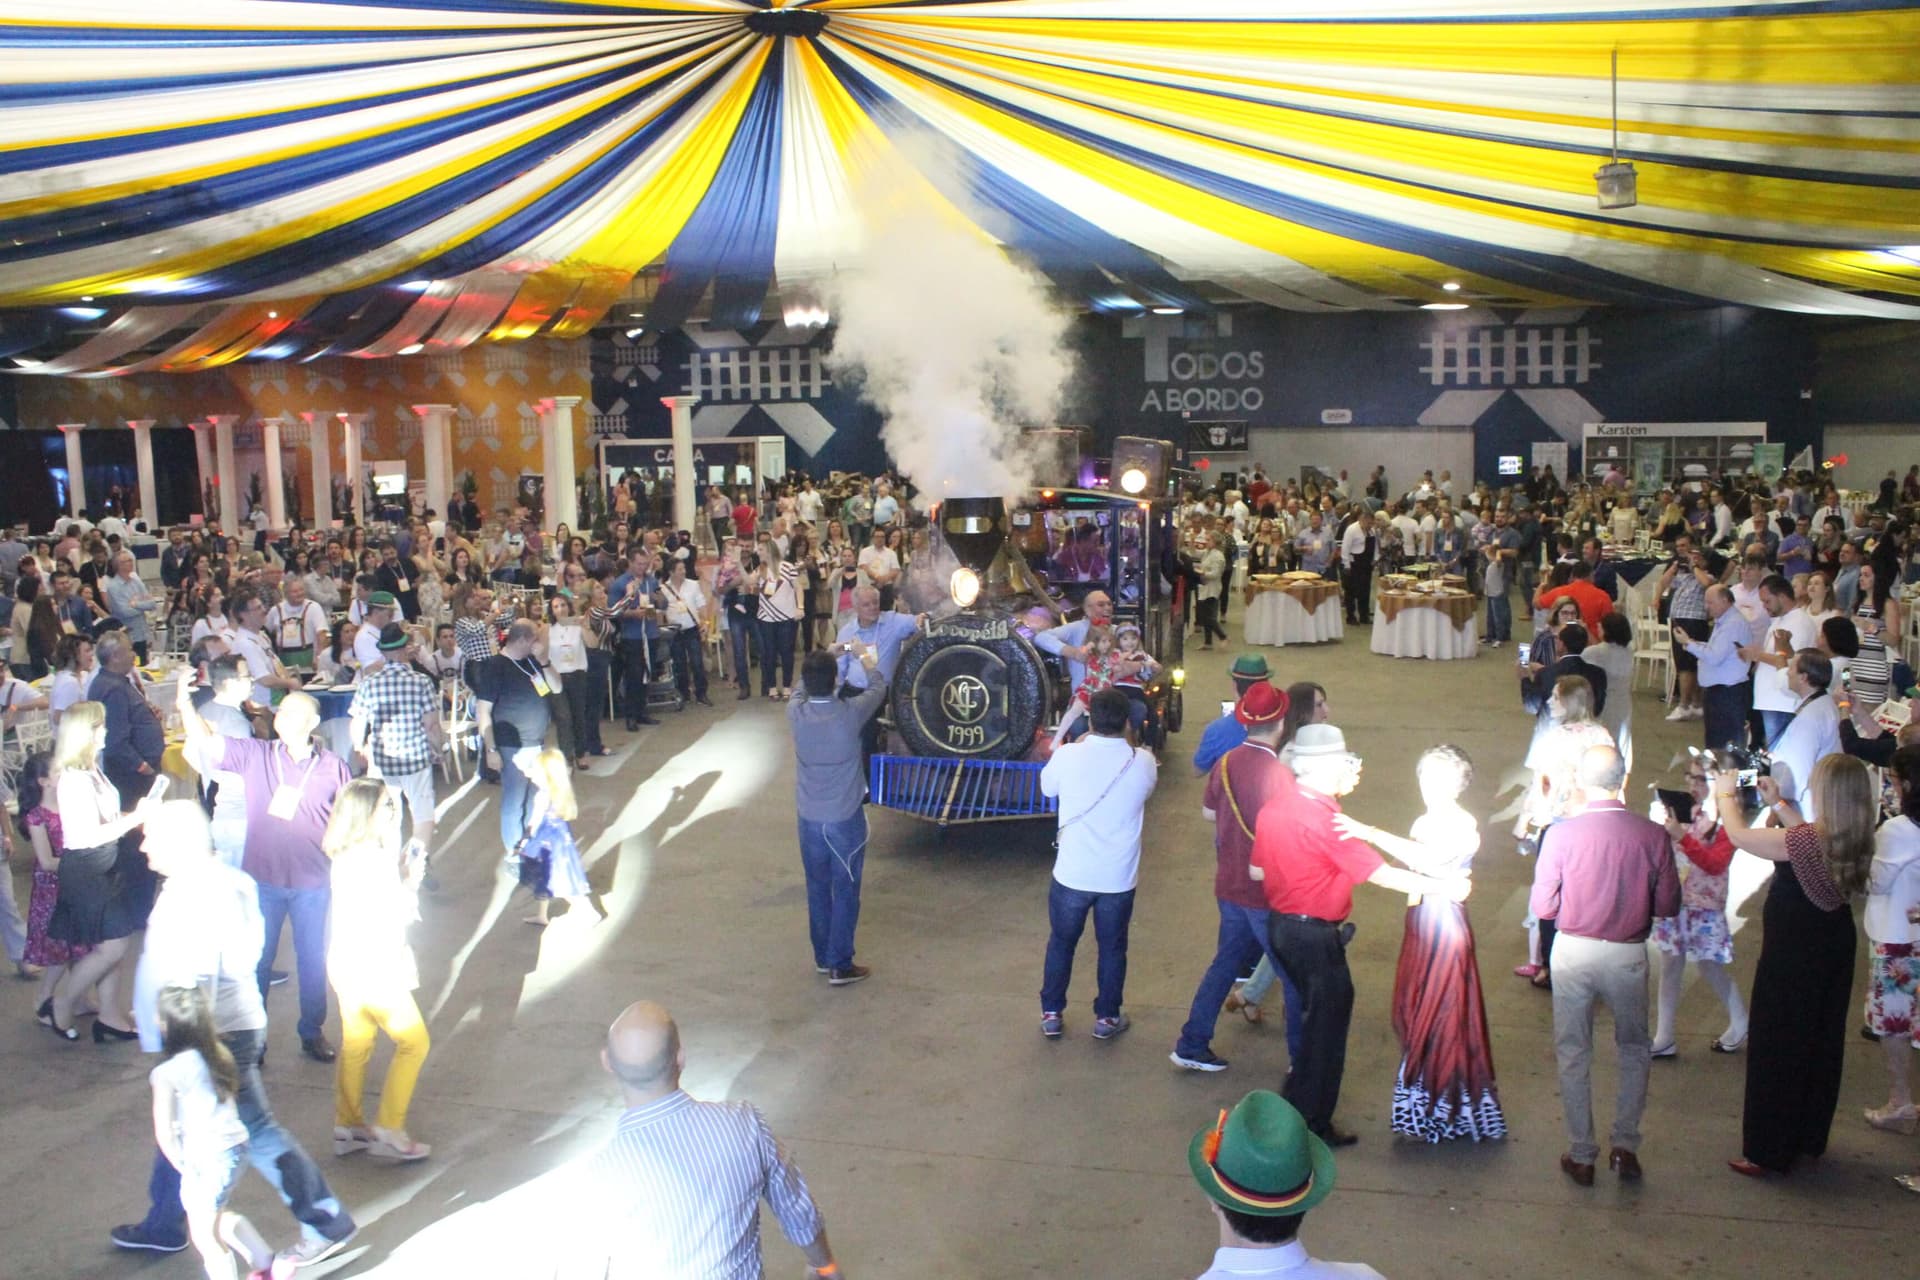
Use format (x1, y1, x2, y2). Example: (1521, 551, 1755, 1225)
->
(870, 490, 1187, 827)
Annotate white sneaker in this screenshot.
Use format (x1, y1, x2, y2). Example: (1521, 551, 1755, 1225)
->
(1685, 705, 1705, 720)
(1665, 705, 1690, 721)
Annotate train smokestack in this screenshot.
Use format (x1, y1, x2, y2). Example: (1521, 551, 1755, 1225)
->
(939, 497, 1007, 578)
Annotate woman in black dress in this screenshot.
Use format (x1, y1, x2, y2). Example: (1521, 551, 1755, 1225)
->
(45, 703, 161, 1042)
(1716, 755, 1877, 1176)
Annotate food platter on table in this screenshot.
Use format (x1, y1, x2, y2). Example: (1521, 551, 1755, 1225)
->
(1280, 571, 1324, 582)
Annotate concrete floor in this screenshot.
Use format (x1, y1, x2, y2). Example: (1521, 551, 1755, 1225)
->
(3, 615, 1916, 1279)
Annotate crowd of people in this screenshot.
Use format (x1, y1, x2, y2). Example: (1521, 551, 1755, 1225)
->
(4, 454, 1920, 1277)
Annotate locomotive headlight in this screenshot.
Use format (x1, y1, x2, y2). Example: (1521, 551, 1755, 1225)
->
(950, 567, 982, 608)
(1171, 667, 1186, 687)
(1119, 466, 1149, 495)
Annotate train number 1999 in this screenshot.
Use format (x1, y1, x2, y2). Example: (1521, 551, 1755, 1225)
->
(945, 725, 986, 748)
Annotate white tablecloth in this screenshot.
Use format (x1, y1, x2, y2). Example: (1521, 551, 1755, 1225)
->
(1243, 591, 1345, 646)
(1370, 606, 1480, 660)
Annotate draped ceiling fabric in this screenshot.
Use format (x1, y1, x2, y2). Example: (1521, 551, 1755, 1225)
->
(2, 1, 1919, 377)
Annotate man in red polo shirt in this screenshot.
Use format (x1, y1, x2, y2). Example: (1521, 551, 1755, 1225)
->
(1534, 558, 1613, 636)
(1252, 725, 1467, 1145)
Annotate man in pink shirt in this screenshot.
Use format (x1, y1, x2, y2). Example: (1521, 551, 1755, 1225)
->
(1530, 744, 1681, 1186)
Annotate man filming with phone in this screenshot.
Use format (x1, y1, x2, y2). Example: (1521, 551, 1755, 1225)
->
(1677, 585, 1752, 753)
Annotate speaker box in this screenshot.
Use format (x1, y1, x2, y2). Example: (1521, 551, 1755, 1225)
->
(1111, 436, 1172, 497)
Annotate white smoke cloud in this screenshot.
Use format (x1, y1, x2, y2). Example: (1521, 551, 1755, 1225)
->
(825, 199, 1074, 509)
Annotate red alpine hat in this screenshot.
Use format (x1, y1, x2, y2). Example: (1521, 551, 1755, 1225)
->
(1235, 682, 1289, 726)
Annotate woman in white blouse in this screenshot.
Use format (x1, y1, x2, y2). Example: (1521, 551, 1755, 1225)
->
(45, 703, 160, 1041)
(46, 633, 95, 732)
(1864, 748, 1920, 1139)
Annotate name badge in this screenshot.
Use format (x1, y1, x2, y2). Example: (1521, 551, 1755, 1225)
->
(61, 620, 77, 635)
(267, 783, 304, 821)
(530, 671, 552, 697)
(396, 577, 410, 592)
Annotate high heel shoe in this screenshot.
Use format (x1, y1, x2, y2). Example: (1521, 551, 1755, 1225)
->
(92, 1020, 139, 1043)
(35, 998, 53, 1028)
(46, 1008, 79, 1042)
(369, 1127, 431, 1162)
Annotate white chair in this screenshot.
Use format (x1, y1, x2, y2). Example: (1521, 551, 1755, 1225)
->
(440, 684, 477, 782)
(1632, 612, 1673, 700)
(0, 708, 53, 799)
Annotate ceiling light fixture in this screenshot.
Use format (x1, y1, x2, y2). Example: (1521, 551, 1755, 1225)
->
(398, 342, 424, 355)
(79, 295, 94, 302)
(1151, 306, 1184, 315)
(625, 327, 645, 339)
(1595, 48, 1638, 209)
(1421, 302, 1470, 311)
(1441, 281, 1461, 292)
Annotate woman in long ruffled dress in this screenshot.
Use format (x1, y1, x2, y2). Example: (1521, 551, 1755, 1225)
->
(1336, 746, 1505, 1142)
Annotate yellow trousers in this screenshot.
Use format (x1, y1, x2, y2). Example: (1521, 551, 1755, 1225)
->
(334, 985, 430, 1132)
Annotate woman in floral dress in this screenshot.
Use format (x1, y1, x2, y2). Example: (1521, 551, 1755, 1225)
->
(16, 755, 90, 1021)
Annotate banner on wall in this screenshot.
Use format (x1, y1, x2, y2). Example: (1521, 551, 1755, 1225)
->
(1187, 420, 1248, 453)
(1632, 446, 1666, 495)
(1751, 443, 1787, 483)
(1531, 441, 1569, 481)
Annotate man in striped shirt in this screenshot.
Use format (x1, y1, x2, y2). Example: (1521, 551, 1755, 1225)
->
(574, 1001, 845, 1280)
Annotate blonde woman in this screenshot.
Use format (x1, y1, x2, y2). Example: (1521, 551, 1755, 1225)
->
(46, 703, 160, 1041)
(511, 747, 590, 926)
(322, 778, 431, 1162)
(1802, 569, 1839, 627)
(1719, 755, 1877, 1177)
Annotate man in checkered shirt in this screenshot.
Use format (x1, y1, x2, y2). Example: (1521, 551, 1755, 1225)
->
(348, 624, 447, 854)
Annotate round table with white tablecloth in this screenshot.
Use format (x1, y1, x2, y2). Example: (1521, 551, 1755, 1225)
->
(1370, 590, 1480, 660)
(1242, 576, 1345, 646)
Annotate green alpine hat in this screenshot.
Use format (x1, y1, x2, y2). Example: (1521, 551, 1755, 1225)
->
(368, 591, 398, 609)
(1188, 1090, 1337, 1217)
(1229, 653, 1270, 679)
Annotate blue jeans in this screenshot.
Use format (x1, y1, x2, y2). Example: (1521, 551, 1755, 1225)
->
(728, 615, 753, 686)
(255, 883, 330, 1043)
(797, 812, 867, 971)
(1484, 590, 1512, 642)
(1040, 879, 1135, 1020)
(1175, 901, 1304, 1061)
(139, 1028, 353, 1249)
(500, 747, 533, 855)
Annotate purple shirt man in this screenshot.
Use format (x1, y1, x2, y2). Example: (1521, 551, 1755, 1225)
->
(1528, 745, 1681, 1182)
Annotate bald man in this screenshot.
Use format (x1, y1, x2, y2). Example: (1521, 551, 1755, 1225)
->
(577, 1002, 844, 1278)
(1033, 590, 1113, 691)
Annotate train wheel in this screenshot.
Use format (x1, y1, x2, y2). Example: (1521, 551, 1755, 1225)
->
(1165, 688, 1184, 735)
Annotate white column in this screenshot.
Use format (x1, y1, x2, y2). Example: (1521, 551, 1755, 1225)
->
(412, 403, 454, 520)
(338, 412, 368, 525)
(301, 412, 332, 527)
(126, 419, 159, 527)
(261, 415, 288, 530)
(535, 400, 558, 526)
(440, 409, 457, 511)
(58, 424, 87, 516)
(548, 395, 583, 535)
(190, 421, 215, 521)
(660, 395, 700, 534)
(208, 414, 241, 534)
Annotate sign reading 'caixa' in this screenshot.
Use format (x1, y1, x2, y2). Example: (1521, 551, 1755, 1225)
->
(1140, 349, 1268, 414)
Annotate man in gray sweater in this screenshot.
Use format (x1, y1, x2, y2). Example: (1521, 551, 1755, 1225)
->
(790, 648, 886, 986)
